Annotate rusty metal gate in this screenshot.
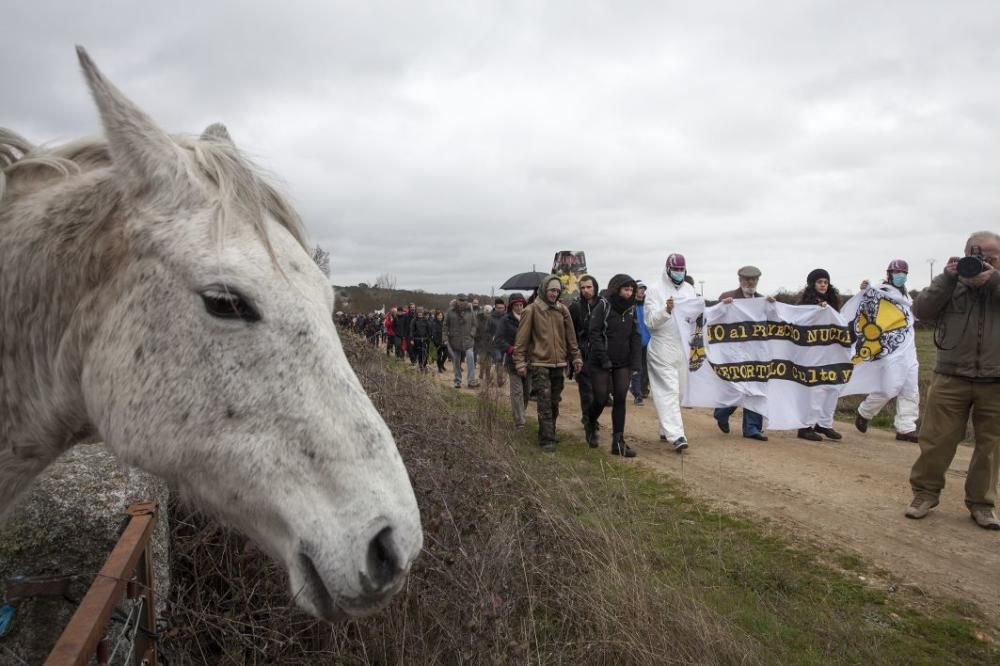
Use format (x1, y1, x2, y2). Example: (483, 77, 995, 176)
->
(44, 500, 159, 666)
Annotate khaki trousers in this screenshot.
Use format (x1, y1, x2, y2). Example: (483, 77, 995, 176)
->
(910, 373, 1000, 509)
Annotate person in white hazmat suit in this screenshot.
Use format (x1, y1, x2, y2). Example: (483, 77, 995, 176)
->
(854, 259, 920, 442)
(644, 253, 698, 451)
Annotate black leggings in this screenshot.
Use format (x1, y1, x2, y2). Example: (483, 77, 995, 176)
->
(587, 366, 632, 434)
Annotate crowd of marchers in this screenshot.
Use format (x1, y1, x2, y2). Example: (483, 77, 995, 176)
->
(337, 231, 1000, 531)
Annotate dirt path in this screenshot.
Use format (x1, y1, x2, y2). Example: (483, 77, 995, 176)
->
(426, 364, 999, 619)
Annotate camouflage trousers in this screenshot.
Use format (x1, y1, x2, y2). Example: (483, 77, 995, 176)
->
(530, 366, 565, 446)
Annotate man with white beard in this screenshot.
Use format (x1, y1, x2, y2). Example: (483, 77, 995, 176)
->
(644, 253, 698, 451)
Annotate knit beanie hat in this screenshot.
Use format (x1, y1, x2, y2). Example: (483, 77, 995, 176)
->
(806, 268, 830, 286)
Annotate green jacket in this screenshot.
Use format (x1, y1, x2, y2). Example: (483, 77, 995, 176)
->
(914, 271, 1000, 378)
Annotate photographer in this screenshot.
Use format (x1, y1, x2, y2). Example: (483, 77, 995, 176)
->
(906, 231, 1000, 530)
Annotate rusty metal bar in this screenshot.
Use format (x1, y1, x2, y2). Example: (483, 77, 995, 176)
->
(45, 501, 157, 666)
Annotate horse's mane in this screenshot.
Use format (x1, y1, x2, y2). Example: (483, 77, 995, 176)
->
(0, 128, 308, 253)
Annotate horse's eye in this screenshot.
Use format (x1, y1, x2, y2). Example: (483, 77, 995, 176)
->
(201, 288, 260, 322)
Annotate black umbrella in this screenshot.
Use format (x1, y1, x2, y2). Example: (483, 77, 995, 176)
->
(500, 271, 547, 291)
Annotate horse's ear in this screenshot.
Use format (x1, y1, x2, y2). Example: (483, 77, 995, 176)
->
(200, 123, 234, 145)
(76, 46, 183, 194)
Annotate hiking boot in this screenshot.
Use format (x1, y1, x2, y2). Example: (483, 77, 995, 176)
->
(970, 507, 1000, 530)
(584, 420, 599, 448)
(797, 427, 823, 442)
(854, 412, 868, 433)
(672, 436, 688, 452)
(814, 425, 842, 440)
(896, 431, 919, 443)
(905, 496, 939, 519)
(716, 419, 730, 434)
(611, 433, 636, 458)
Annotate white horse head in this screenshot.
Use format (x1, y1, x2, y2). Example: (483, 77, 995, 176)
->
(0, 48, 422, 621)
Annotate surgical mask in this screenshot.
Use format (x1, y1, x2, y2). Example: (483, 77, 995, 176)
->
(669, 270, 685, 284)
(891, 273, 907, 288)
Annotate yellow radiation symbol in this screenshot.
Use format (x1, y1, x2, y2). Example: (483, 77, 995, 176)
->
(689, 340, 706, 371)
(689, 316, 707, 372)
(852, 297, 908, 364)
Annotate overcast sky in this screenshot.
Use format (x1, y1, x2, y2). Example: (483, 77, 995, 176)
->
(4, 1, 999, 297)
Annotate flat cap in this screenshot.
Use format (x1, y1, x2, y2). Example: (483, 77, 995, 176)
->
(738, 265, 762, 278)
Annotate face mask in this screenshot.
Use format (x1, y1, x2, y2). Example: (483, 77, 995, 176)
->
(669, 270, 685, 284)
(891, 273, 907, 287)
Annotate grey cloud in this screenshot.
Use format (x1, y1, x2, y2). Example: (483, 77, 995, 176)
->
(3, 1, 999, 297)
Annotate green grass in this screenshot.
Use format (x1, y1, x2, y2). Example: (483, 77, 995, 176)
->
(531, 437, 995, 664)
(439, 379, 998, 665)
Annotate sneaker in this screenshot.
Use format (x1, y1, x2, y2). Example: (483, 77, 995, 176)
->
(854, 412, 869, 433)
(744, 433, 769, 442)
(515, 423, 526, 429)
(453, 383, 461, 389)
(540, 443, 556, 454)
(634, 396, 644, 406)
(896, 431, 919, 443)
(672, 436, 688, 452)
(970, 507, 1000, 530)
(716, 420, 730, 434)
(659, 434, 668, 442)
(797, 428, 823, 442)
(905, 496, 939, 519)
(814, 425, 843, 440)
(468, 382, 481, 388)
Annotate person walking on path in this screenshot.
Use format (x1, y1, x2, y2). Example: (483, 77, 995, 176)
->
(514, 275, 583, 452)
(487, 298, 508, 387)
(409, 306, 432, 372)
(444, 294, 478, 388)
(498, 293, 531, 427)
(431, 309, 448, 373)
(715, 265, 769, 441)
(569, 275, 600, 427)
(796, 268, 844, 442)
(585, 274, 642, 457)
(644, 253, 697, 452)
(906, 231, 1000, 530)
(629, 280, 651, 406)
(855, 259, 920, 443)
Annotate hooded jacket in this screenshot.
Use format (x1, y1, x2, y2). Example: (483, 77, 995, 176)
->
(443, 301, 477, 351)
(513, 274, 581, 370)
(588, 273, 642, 371)
(497, 309, 522, 372)
(569, 274, 600, 360)
(487, 308, 507, 354)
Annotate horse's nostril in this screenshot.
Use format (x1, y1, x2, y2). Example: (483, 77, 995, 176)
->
(365, 526, 401, 591)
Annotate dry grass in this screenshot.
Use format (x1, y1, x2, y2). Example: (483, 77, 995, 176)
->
(160, 336, 759, 665)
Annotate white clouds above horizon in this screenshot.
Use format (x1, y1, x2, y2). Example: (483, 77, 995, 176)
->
(4, 1, 999, 297)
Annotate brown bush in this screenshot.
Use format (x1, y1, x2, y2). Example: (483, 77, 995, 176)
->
(160, 336, 759, 665)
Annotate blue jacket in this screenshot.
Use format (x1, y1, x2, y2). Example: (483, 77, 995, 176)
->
(635, 302, 651, 348)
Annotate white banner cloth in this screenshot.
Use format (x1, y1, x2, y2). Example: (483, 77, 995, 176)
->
(675, 298, 855, 429)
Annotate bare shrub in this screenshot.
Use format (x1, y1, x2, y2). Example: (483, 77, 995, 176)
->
(161, 336, 759, 665)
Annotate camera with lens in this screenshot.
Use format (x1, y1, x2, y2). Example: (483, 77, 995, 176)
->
(957, 246, 989, 279)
